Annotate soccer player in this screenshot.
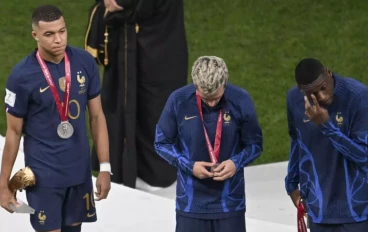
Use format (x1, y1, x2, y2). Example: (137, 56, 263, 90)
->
(154, 56, 263, 232)
(0, 5, 111, 232)
(285, 58, 368, 232)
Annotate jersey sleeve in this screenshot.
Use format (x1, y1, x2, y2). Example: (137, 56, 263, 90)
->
(230, 91, 263, 170)
(284, 93, 300, 195)
(319, 91, 368, 171)
(86, 52, 101, 100)
(4, 72, 29, 118)
(154, 92, 195, 175)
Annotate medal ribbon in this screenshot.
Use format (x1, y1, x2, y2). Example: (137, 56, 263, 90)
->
(36, 51, 71, 122)
(195, 91, 222, 164)
(297, 202, 308, 232)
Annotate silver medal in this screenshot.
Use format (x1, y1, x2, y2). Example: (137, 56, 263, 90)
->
(57, 121, 74, 139)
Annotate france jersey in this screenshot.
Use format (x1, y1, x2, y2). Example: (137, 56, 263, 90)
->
(4, 45, 101, 188)
(285, 74, 368, 224)
(155, 83, 263, 219)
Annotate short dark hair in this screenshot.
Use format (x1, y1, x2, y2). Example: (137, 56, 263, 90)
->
(32, 5, 63, 26)
(295, 58, 325, 85)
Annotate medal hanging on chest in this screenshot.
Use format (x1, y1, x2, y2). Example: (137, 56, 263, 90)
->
(36, 51, 73, 139)
(195, 91, 223, 172)
(57, 121, 74, 139)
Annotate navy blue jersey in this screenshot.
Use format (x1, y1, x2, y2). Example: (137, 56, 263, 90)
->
(4, 46, 101, 188)
(155, 84, 263, 219)
(285, 74, 368, 224)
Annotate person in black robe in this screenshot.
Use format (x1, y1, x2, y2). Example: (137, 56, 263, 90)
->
(84, 0, 188, 189)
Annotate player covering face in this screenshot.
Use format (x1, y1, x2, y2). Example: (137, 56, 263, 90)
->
(285, 58, 368, 232)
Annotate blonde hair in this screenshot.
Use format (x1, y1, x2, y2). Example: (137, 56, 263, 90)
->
(191, 56, 228, 95)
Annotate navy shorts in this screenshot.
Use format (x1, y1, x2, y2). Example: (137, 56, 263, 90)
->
(176, 214, 246, 232)
(25, 178, 97, 231)
(309, 220, 368, 232)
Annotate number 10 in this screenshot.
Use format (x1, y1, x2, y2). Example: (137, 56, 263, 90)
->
(83, 192, 95, 211)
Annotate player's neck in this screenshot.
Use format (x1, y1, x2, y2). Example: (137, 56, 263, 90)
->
(37, 47, 65, 64)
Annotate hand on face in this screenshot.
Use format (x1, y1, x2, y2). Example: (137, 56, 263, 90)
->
(304, 94, 329, 125)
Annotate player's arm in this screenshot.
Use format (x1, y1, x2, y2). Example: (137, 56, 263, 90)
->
(89, 96, 111, 201)
(86, 52, 111, 201)
(0, 114, 23, 212)
(0, 114, 23, 188)
(229, 94, 263, 170)
(154, 94, 194, 175)
(319, 95, 368, 171)
(88, 96, 109, 165)
(284, 97, 300, 196)
(0, 74, 28, 187)
(0, 73, 28, 212)
(86, 52, 110, 168)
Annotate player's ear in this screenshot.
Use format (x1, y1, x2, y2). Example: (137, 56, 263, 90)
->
(325, 67, 332, 76)
(32, 31, 39, 42)
(31, 23, 40, 42)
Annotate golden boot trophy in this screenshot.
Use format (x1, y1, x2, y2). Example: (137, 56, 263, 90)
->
(8, 166, 36, 214)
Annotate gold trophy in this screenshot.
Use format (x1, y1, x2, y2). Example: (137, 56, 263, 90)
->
(8, 166, 36, 196)
(8, 166, 36, 214)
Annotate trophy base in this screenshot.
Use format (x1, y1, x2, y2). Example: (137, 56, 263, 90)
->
(9, 199, 35, 214)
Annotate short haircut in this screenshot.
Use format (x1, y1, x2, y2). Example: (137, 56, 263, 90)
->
(191, 56, 228, 95)
(295, 58, 325, 85)
(32, 5, 63, 26)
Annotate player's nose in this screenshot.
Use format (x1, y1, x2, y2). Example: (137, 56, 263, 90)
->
(316, 92, 326, 101)
(54, 34, 62, 43)
(318, 95, 331, 105)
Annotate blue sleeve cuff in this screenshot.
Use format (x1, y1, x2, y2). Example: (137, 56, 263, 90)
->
(188, 161, 195, 175)
(5, 108, 25, 118)
(286, 183, 299, 195)
(230, 143, 262, 171)
(230, 156, 240, 171)
(88, 90, 101, 100)
(178, 156, 195, 175)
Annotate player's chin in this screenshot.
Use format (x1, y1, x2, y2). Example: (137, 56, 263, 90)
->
(51, 46, 66, 54)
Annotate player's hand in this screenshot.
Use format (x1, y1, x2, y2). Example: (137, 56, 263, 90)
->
(104, 0, 124, 12)
(292, 190, 308, 217)
(0, 187, 19, 213)
(95, 172, 111, 201)
(304, 94, 329, 125)
(290, 189, 301, 208)
(213, 160, 236, 181)
(193, 162, 214, 179)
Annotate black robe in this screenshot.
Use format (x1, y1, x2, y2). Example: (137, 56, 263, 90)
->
(85, 0, 188, 188)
